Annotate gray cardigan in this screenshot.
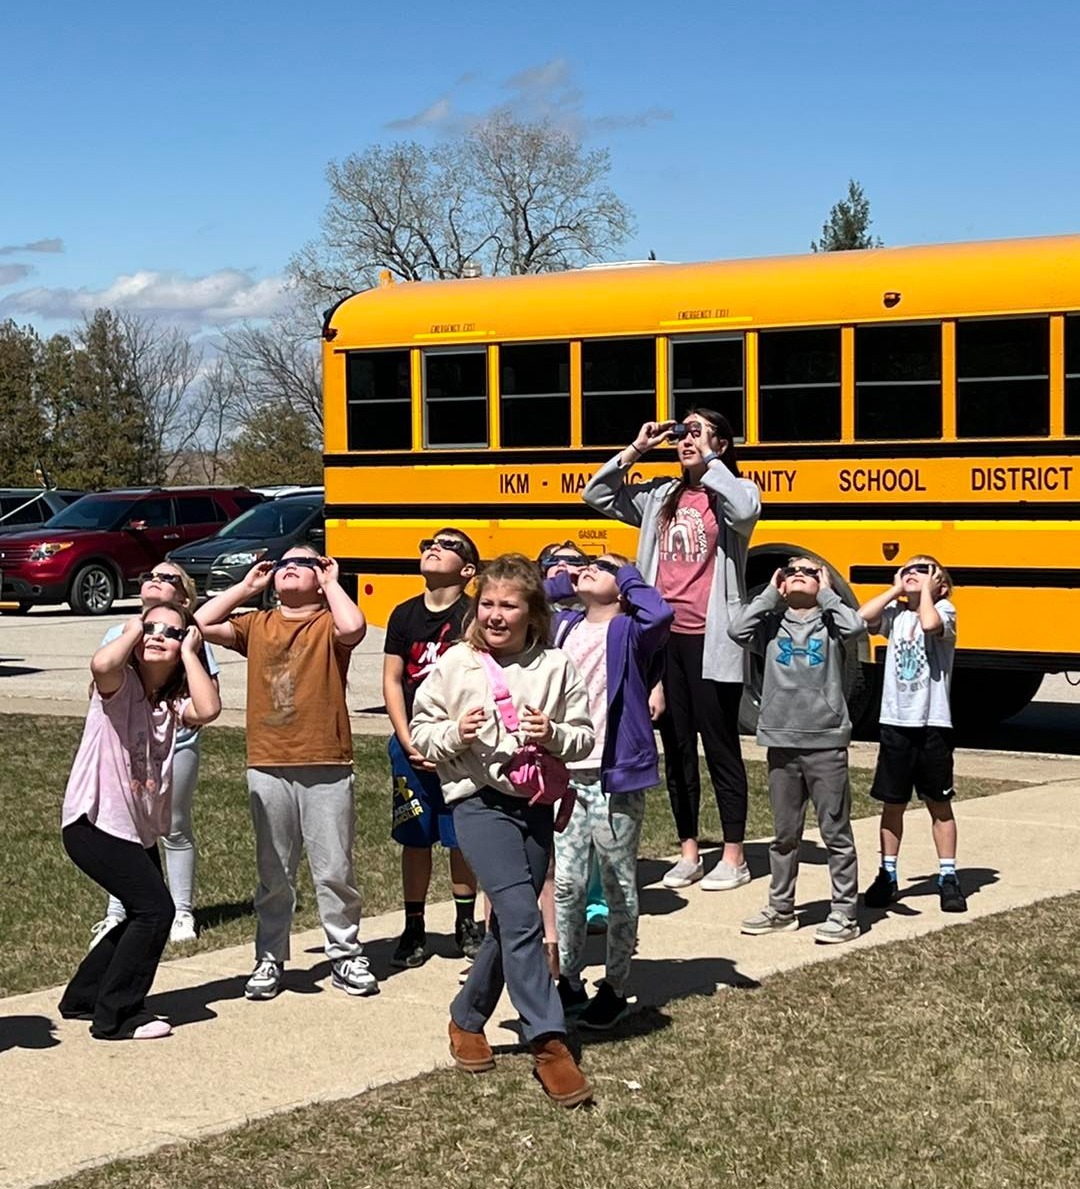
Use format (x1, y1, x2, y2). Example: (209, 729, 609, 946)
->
(582, 454, 761, 683)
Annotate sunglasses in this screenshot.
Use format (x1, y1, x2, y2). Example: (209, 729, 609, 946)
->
(669, 423, 704, 441)
(783, 565, 821, 579)
(540, 554, 589, 572)
(142, 621, 186, 642)
(140, 571, 184, 587)
(900, 563, 933, 576)
(271, 556, 324, 573)
(588, 559, 622, 577)
(419, 537, 470, 560)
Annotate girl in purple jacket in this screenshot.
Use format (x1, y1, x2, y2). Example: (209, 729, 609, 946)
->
(548, 554, 672, 1030)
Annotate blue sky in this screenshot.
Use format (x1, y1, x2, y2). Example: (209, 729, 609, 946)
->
(2, 0, 1078, 334)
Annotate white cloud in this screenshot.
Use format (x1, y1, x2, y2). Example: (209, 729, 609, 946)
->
(0, 267, 288, 328)
(0, 237, 64, 256)
(386, 96, 454, 131)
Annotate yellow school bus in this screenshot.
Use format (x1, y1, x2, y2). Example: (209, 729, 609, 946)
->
(322, 233, 1080, 724)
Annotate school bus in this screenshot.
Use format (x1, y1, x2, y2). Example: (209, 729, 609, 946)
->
(322, 233, 1080, 725)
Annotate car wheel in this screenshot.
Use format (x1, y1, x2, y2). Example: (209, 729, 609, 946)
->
(70, 564, 118, 615)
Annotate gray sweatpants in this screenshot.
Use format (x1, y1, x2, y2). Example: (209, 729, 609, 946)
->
(248, 765, 363, 962)
(451, 789, 565, 1043)
(767, 747, 858, 918)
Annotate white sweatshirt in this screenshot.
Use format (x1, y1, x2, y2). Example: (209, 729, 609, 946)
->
(409, 641, 595, 805)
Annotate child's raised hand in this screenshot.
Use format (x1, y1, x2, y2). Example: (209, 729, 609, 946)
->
(458, 705, 486, 742)
(315, 556, 338, 587)
(521, 704, 554, 744)
(124, 614, 144, 637)
(244, 560, 275, 592)
(181, 625, 203, 656)
(818, 565, 833, 590)
(771, 567, 785, 589)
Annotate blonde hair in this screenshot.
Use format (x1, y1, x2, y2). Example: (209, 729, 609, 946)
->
(602, 552, 631, 567)
(905, 554, 953, 600)
(463, 553, 551, 652)
(145, 562, 197, 609)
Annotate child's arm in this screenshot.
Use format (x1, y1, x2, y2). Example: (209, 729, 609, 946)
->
(728, 573, 785, 653)
(315, 557, 367, 646)
(90, 616, 143, 696)
(617, 563, 673, 653)
(180, 627, 222, 726)
(914, 570, 949, 636)
(522, 661, 595, 764)
(857, 573, 904, 633)
(383, 655, 437, 770)
(543, 572, 578, 603)
(409, 661, 479, 761)
(195, 561, 275, 647)
(817, 569, 868, 640)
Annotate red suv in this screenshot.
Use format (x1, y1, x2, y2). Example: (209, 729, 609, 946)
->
(0, 487, 262, 614)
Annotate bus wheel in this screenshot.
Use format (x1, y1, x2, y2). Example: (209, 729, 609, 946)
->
(951, 669, 1043, 728)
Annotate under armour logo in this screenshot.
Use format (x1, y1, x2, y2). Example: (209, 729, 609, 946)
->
(776, 637, 824, 666)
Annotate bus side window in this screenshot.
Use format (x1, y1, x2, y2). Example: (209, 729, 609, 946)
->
(424, 349, 489, 448)
(670, 336, 745, 439)
(346, 350, 412, 450)
(500, 343, 571, 447)
(582, 338, 656, 446)
(957, 317, 1049, 438)
(1065, 316, 1080, 435)
(855, 323, 942, 440)
(758, 328, 841, 442)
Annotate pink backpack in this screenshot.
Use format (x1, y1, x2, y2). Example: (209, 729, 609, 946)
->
(478, 650, 577, 831)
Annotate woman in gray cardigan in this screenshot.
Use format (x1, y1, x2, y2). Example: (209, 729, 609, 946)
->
(582, 410, 761, 891)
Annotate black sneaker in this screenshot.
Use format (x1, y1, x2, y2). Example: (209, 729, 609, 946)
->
(578, 981, 630, 1032)
(864, 866, 899, 909)
(558, 976, 589, 1017)
(939, 873, 968, 913)
(390, 929, 427, 969)
(455, 917, 484, 960)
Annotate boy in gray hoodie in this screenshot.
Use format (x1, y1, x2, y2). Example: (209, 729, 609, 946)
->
(728, 557, 867, 943)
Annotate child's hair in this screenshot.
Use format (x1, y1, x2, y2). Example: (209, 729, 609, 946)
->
(536, 540, 588, 567)
(659, 406, 743, 528)
(433, 526, 480, 570)
(904, 554, 954, 600)
(787, 553, 825, 570)
(155, 563, 197, 608)
(132, 605, 208, 705)
(464, 553, 551, 652)
(603, 552, 631, 567)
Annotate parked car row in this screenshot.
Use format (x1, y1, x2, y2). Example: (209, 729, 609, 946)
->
(0, 485, 324, 615)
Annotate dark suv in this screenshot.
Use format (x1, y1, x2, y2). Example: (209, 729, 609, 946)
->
(0, 487, 262, 614)
(0, 488, 85, 534)
(166, 491, 324, 604)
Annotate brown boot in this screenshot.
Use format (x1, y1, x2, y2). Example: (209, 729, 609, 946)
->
(530, 1035, 593, 1107)
(448, 1019, 495, 1073)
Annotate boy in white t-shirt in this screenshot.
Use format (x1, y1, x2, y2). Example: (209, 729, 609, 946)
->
(858, 555, 966, 914)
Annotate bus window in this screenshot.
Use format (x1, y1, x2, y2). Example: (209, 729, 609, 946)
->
(424, 349, 489, 448)
(957, 317, 1049, 437)
(499, 343, 571, 447)
(855, 323, 941, 440)
(1066, 315, 1080, 435)
(582, 338, 656, 445)
(758, 328, 841, 441)
(346, 350, 412, 450)
(670, 336, 745, 439)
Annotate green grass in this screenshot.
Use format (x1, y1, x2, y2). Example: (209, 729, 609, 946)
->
(0, 714, 1017, 997)
(52, 893, 1080, 1189)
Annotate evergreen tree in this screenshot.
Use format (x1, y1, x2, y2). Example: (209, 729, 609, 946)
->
(812, 179, 883, 252)
(225, 401, 322, 488)
(0, 321, 48, 484)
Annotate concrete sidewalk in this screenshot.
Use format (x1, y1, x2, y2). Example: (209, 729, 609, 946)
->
(2, 780, 1079, 1189)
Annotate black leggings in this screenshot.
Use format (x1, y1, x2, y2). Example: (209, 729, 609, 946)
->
(59, 815, 174, 1039)
(658, 633, 748, 844)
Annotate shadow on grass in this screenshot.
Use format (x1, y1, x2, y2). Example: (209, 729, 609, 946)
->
(0, 1015, 60, 1052)
(196, 900, 255, 930)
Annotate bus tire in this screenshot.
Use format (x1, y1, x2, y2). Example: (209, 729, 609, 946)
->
(951, 669, 1043, 728)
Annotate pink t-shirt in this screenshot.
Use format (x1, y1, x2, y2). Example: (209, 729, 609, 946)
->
(656, 487, 718, 634)
(561, 618, 608, 770)
(61, 669, 186, 847)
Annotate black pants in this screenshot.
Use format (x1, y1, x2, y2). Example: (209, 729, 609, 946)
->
(658, 633, 748, 844)
(59, 815, 174, 1039)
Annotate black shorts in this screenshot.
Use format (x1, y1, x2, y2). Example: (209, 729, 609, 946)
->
(870, 725, 955, 805)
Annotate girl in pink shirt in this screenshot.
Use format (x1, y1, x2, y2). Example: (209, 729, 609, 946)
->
(58, 603, 220, 1040)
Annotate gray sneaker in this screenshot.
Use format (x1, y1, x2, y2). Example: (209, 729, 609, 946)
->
(331, 955, 380, 996)
(701, 860, 752, 891)
(741, 907, 799, 935)
(245, 959, 283, 1000)
(815, 913, 860, 944)
(662, 858, 704, 889)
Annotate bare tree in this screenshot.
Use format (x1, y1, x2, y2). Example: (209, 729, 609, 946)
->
(186, 354, 245, 482)
(288, 111, 636, 303)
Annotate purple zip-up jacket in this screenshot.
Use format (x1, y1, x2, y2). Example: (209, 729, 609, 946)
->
(546, 565, 673, 794)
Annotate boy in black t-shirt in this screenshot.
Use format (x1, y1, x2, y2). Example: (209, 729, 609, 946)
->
(383, 528, 483, 968)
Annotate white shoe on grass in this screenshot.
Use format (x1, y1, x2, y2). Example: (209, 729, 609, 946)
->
(88, 915, 125, 951)
(169, 911, 197, 944)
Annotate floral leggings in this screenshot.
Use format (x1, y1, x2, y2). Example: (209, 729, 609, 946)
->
(553, 776, 646, 996)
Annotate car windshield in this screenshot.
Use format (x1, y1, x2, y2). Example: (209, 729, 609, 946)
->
(43, 495, 138, 531)
(215, 500, 318, 539)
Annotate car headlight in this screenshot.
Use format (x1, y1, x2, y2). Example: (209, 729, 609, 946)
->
(214, 548, 267, 567)
(28, 541, 74, 561)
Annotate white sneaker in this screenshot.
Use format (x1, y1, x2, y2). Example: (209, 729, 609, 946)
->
(169, 911, 197, 944)
(88, 915, 125, 951)
(245, 959, 284, 1000)
(331, 955, 379, 996)
(662, 858, 704, 889)
(701, 860, 752, 891)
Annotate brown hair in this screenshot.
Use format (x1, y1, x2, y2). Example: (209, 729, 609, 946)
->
(603, 551, 631, 567)
(132, 605, 209, 705)
(463, 553, 551, 653)
(434, 526, 480, 570)
(659, 406, 743, 529)
(905, 554, 954, 600)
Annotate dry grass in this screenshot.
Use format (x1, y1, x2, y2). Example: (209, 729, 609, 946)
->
(52, 893, 1080, 1189)
(0, 714, 1017, 997)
